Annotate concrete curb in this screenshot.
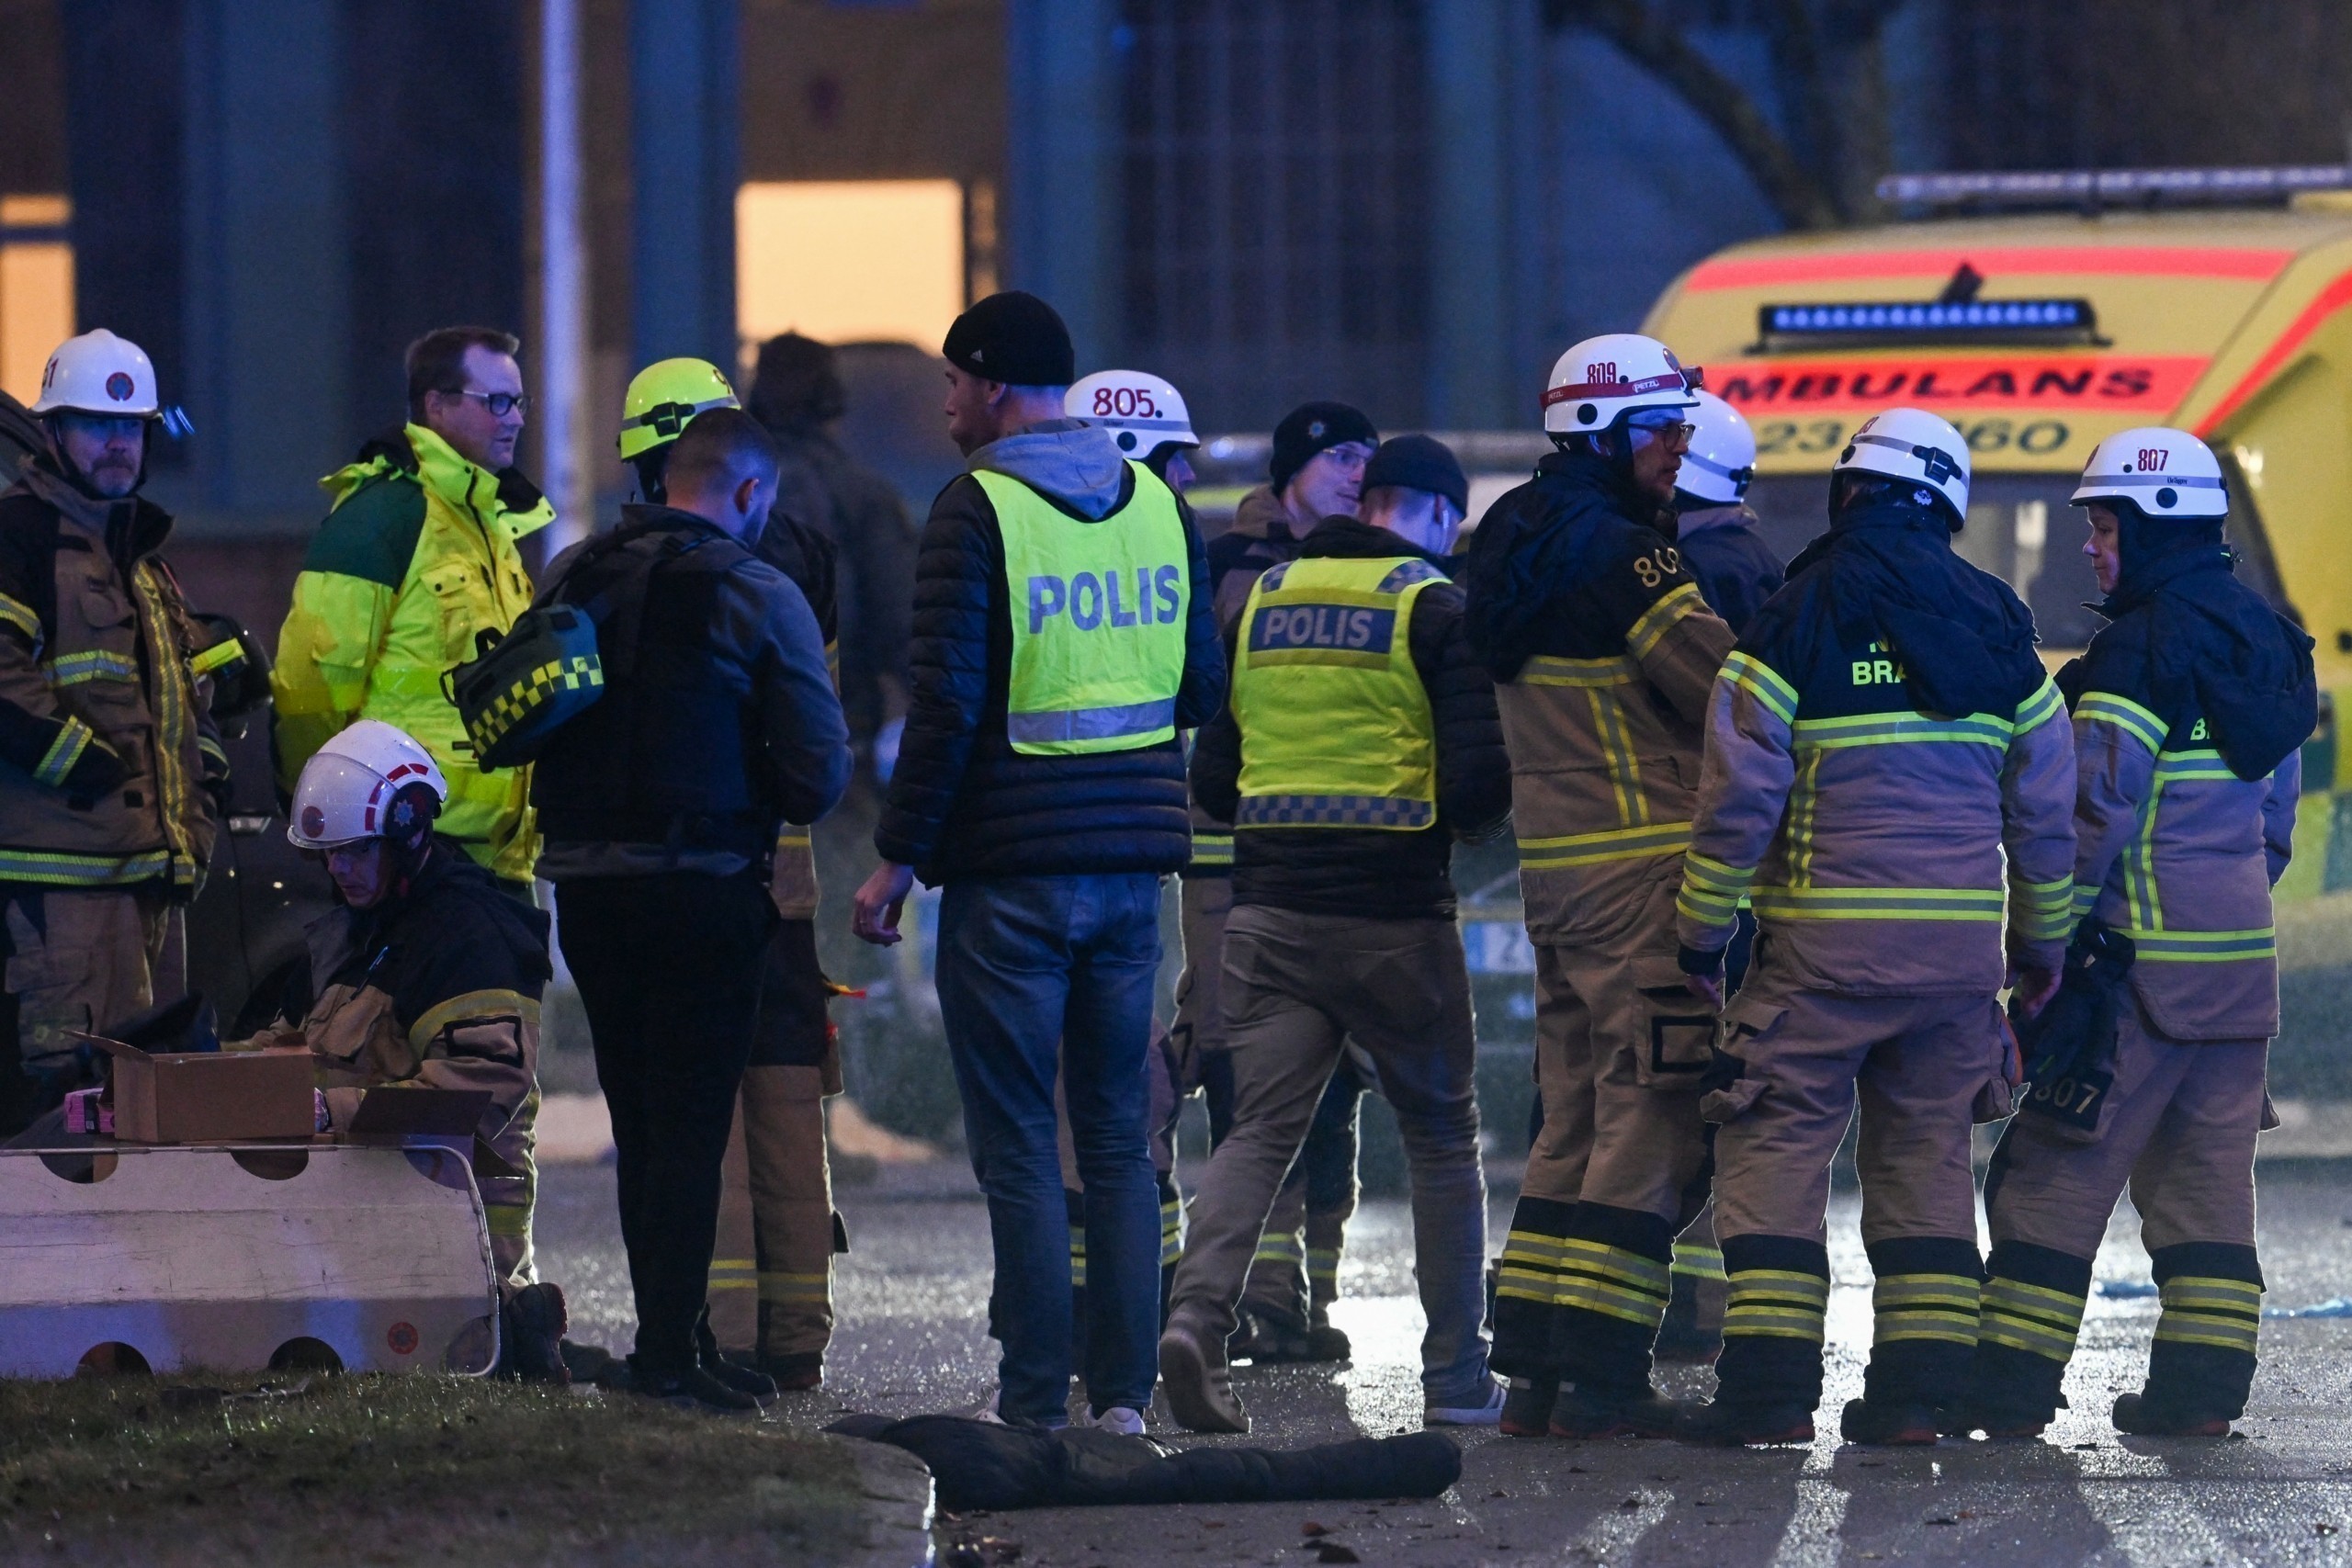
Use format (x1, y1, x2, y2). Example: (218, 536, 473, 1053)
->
(831, 1435, 936, 1568)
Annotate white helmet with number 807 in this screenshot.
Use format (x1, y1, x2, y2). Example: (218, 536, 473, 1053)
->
(1832, 406, 1972, 522)
(2069, 426, 2228, 522)
(1541, 332, 1702, 436)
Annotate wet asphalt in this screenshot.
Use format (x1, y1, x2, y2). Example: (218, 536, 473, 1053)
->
(536, 1156, 2352, 1567)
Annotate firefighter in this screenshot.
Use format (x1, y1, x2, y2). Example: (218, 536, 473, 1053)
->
(1672, 407, 2077, 1447)
(1961, 429, 2312, 1440)
(1458, 333, 1734, 1438)
(620, 357, 852, 1391)
(1159, 434, 1511, 1433)
(274, 718, 568, 1379)
(0, 329, 230, 1124)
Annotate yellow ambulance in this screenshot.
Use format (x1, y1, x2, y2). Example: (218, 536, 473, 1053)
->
(1645, 197, 2352, 897)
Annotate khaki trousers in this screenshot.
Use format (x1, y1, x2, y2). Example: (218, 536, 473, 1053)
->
(6, 886, 184, 1080)
(1167, 906, 1490, 1403)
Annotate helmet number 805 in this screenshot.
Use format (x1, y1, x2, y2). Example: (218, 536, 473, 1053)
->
(1093, 386, 1159, 419)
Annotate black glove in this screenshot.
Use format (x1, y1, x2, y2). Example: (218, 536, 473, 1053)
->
(62, 732, 129, 808)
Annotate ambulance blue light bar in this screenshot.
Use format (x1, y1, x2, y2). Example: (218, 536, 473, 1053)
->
(1878, 165, 2352, 209)
(1759, 299, 2096, 337)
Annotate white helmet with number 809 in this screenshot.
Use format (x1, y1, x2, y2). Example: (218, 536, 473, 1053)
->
(2069, 426, 2228, 522)
(1541, 332, 1702, 436)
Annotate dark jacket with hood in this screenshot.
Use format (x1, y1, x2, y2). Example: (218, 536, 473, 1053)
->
(1674, 501, 1785, 638)
(1459, 450, 1734, 947)
(1190, 516, 1510, 919)
(1678, 496, 2077, 996)
(2058, 521, 2313, 1040)
(876, 418, 1224, 881)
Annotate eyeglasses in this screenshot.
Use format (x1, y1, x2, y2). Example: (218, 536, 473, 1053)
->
(1627, 416, 1693, 450)
(451, 389, 529, 418)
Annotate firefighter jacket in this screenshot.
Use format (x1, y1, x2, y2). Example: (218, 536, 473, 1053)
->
(1674, 502, 1785, 638)
(273, 424, 553, 884)
(262, 839, 548, 1147)
(2060, 538, 2313, 1040)
(0, 458, 227, 893)
(1676, 499, 2077, 994)
(753, 512, 840, 919)
(1187, 485, 1308, 880)
(1460, 451, 1736, 946)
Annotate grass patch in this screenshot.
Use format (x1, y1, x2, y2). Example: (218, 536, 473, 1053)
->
(2274, 892, 2352, 1100)
(0, 1371, 876, 1566)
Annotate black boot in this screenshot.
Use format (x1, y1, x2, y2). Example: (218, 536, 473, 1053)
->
(2112, 1392, 2232, 1438)
(1550, 1383, 1686, 1439)
(1499, 1377, 1555, 1438)
(695, 1307, 778, 1401)
(1674, 1400, 1815, 1447)
(498, 1282, 571, 1384)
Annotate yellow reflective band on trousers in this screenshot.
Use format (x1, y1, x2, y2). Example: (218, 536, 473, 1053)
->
(1545, 1238, 1672, 1329)
(1670, 1242, 1727, 1281)
(2154, 1276, 2262, 1353)
(760, 1269, 831, 1304)
(1069, 1223, 1088, 1289)
(1306, 1247, 1340, 1286)
(1162, 1198, 1184, 1267)
(1497, 1228, 1565, 1307)
(984, 463, 1191, 755)
(1231, 554, 1443, 830)
(1188, 830, 1234, 869)
(1520, 819, 1690, 871)
(1254, 1231, 1305, 1267)
(1978, 1276, 2086, 1364)
(1872, 1271, 1982, 1346)
(708, 1256, 756, 1290)
(1748, 886, 2007, 920)
(1724, 1269, 1829, 1343)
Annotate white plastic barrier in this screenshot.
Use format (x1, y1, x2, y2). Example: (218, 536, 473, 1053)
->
(0, 1143, 499, 1379)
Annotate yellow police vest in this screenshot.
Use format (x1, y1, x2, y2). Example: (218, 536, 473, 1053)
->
(1230, 554, 1443, 829)
(981, 463, 1191, 755)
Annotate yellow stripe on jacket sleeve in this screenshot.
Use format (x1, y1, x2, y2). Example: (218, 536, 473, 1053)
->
(1677, 850, 1756, 928)
(2012, 874, 2075, 944)
(1626, 581, 1706, 662)
(1720, 650, 1798, 728)
(2012, 676, 2064, 735)
(2075, 691, 2166, 755)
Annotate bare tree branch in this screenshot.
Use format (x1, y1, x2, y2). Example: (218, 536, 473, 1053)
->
(1545, 0, 1845, 230)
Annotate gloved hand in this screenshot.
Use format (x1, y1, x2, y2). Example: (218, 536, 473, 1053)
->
(1678, 943, 1726, 1009)
(62, 732, 129, 808)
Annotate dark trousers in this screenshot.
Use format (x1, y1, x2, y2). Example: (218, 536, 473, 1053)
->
(558, 868, 776, 1372)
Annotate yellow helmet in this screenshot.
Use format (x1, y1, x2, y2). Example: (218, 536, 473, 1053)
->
(617, 357, 740, 460)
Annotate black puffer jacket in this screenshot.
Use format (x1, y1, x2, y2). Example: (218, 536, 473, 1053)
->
(875, 423, 1224, 881)
(1191, 517, 1510, 919)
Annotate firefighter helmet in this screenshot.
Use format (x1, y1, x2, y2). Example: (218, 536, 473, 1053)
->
(1679, 390, 1756, 505)
(1541, 332, 1701, 436)
(1833, 406, 1972, 521)
(2070, 427, 2228, 522)
(288, 720, 448, 851)
(617, 357, 740, 460)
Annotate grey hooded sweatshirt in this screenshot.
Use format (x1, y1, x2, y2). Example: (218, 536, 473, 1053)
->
(874, 418, 1224, 881)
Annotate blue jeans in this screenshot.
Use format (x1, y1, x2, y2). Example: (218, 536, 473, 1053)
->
(936, 874, 1163, 1424)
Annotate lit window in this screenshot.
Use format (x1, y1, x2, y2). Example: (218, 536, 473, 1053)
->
(736, 180, 963, 359)
(0, 195, 74, 406)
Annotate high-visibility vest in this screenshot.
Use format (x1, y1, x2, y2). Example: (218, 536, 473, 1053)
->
(1229, 554, 1443, 829)
(982, 463, 1191, 755)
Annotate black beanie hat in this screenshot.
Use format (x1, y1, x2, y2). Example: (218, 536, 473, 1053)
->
(1270, 400, 1379, 494)
(1363, 434, 1468, 514)
(943, 291, 1075, 388)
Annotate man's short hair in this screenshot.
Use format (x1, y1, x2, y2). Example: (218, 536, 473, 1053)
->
(406, 326, 521, 421)
(665, 407, 781, 496)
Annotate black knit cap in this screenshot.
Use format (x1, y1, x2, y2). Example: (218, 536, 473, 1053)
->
(1363, 434, 1468, 514)
(942, 290, 1075, 388)
(1269, 400, 1379, 493)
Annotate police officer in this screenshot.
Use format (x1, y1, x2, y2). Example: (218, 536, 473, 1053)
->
(850, 293, 1223, 1434)
(534, 409, 851, 1411)
(621, 357, 852, 1391)
(1960, 429, 2312, 1439)
(1159, 434, 1510, 1433)
(1655, 390, 1782, 1360)
(1672, 407, 2076, 1446)
(1460, 333, 1736, 1438)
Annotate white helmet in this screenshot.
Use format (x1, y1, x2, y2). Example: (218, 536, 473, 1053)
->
(31, 329, 161, 419)
(2070, 427, 2228, 522)
(1541, 332, 1701, 436)
(1066, 369, 1198, 459)
(1833, 406, 1972, 521)
(1679, 391, 1756, 505)
(288, 720, 448, 850)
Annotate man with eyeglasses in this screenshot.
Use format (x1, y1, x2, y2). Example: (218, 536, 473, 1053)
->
(1459, 332, 1736, 1441)
(274, 325, 555, 897)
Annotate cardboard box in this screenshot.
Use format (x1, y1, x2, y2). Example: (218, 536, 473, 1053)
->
(86, 1037, 317, 1144)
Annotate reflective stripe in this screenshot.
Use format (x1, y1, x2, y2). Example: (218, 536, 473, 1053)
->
(2154, 1275, 2261, 1353)
(2075, 691, 2168, 754)
(1521, 819, 1690, 871)
(1306, 1246, 1340, 1283)
(2153, 748, 2237, 784)
(1750, 885, 2006, 920)
(408, 988, 541, 1054)
(2014, 676, 2065, 732)
(1516, 653, 1639, 688)
(42, 650, 140, 686)
(1549, 1238, 1673, 1329)
(1188, 830, 1234, 867)
(1871, 1272, 1982, 1346)
(1495, 1228, 1566, 1305)
(1670, 1242, 1727, 1281)
(1237, 794, 1433, 828)
(1677, 850, 1756, 926)
(1626, 581, 1704, 661)
(189, 638, 245, 676)
(0, 591, 40, 647)
(1588, 687, 1646, 824)
(1978, 1276, 2086, 1364)
(1721, 650, 1798, 727)
(1724, 1268, 1830, 1343)
(2015, 875, 2075, 943)
(758, 1269, 832, 1303)
(1789, 746, 1823, 886)
(1791, 710, 2011, 749)
(1254, 1233, 1304, 1265)
(2126, 926, 2276, 962)
(2072, 882, 2101, 918)
(32, 716, 91, 788)
(484, 1201, 531, 1237)
(708, 1258, 757, 1291)
(1006, 696, 1176, 749)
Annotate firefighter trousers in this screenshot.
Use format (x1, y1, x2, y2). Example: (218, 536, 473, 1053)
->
(1973, 1001, 2267, 1427)
(1705, 961, 2010, 1415)
(5, 886, 185, 1088)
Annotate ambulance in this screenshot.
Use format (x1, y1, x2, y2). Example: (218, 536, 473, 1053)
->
(1644, 181, 2352, 898)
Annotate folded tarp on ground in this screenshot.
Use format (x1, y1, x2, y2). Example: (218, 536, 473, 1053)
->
(826, 1414, 1461, 1512)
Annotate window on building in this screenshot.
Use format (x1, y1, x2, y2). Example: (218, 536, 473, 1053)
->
(0, 194, 73, 405)
(736, 179, 966, 359)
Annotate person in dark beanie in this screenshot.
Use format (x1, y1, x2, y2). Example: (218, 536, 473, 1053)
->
(850, 291, 1224, 1433)
(1207, 401, 1379, 627)
(748, 333, 919, 772)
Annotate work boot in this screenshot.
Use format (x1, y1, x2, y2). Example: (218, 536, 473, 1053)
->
(559, 1339, 620, 1386)
(1231, 1309, 1313, 1364)
(628, 1355, 760, 1415)
(1159, 1317, 1250, 1434)
(761, 1350, 824, 1392)
(1839, 1396, 1940, 1446)
(693, 1310, 777, 1402)
(1673, 1399, 1816, 1447)
(2111, 1392, 2232, 1438)
(1550, 1384, 1685, 1439)
(1302, 1324, 1352, 1362)
(1499, 1378, 1556, 1438)
(498, 1282, 571, 1384)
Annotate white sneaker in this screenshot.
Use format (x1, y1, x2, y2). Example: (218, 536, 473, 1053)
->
(1426, 1377, 1508, 1427)
(1087, 1404, 1148, 1437)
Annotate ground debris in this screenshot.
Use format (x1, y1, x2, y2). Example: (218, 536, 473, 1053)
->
(1309, 1545, 1360, 1564)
